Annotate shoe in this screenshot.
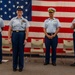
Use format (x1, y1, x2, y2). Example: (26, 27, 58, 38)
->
(19, 68, 23, 72)
(13, 68, 17, 72)
(52, 63, 56, 66)
(70, 62, 75, 66)
(0, 61, 2, 64)
(44, 62, 49, 65)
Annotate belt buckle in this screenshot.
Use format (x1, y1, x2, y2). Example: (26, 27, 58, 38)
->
(16, 30, 19, 32)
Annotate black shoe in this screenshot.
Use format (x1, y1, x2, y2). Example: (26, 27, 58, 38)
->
(44, 62, 49, 65)
(52, 63, 56, 66)
(13, 68, 17, 72)
(19, 68, 23, 72)
(0, 61, 2, 64)
(70, 62, 75, 66)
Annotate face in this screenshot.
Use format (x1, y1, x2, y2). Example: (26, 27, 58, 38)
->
(16, 10, 23, 17)
(49, 12, 54, 18)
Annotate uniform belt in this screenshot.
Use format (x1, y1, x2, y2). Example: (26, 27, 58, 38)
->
(13, 30, 25, 32)
(47, 33, 55, 35)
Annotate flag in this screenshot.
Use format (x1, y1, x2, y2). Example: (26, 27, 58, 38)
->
(0, 0, 32, 21)
(1, 0, 75, 53)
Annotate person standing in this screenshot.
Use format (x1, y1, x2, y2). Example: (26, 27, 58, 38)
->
(43, 8, 61, 66)
(70, 18, 75, 66)
(0, 18, 4, 64)
(8, 6, 30, 71)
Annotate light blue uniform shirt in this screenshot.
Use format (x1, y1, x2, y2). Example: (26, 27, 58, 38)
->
(71, 19, 75, 31)
(9, 16, 30, 31)
(43, 18, 61, 33)
(0, 18, 4, 32)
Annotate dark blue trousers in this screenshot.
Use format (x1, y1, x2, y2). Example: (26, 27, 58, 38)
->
(0, 33, 2, 62)
(73, 32, 75, 57)
(12, 31, 25, 69)
(45, 34, 58, 63)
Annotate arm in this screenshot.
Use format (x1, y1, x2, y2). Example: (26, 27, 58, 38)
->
(24, 27, 29, 44)
(24, 19, 30, 41)
(43, 20, 51, 39)
(8, 18, 13, 39)
(52, 19, 60, 37)
(43, 28, 53, 39)
(71, 19, 75, 29)
(25, 27, 29, 40)
(71, 23, 75, 29)
(43, 27, 60, 39)
(53, 27, 60, 37)
(0, 18, 4, 30)
(43, 28, 50, 38)
(8, 26, 12, 43)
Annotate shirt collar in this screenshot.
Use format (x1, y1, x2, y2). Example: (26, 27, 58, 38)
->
(16, 16, 23, 19)
(48, 18, 55, 20)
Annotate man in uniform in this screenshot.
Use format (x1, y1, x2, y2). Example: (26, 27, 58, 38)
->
(0, 17, 4, 64)
(8, 6, 30, 71)
(70, 18, 75, 66)
(43, 8, 61, 66)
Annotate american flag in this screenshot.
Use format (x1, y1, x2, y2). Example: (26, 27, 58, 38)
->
(0, 0, 32, 20)
(0, 0, 75, 53)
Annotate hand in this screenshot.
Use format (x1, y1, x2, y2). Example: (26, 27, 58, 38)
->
(8, 38, 11, 44)
(24, 39, 27, 45)
(52, 34, 56, 38)
(47, 35, 53, 39)
(47, 34, 56, 39)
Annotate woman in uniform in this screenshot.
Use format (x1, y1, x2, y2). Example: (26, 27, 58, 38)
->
(8, 6, 30, 71)
(43, 8, 61, 66)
